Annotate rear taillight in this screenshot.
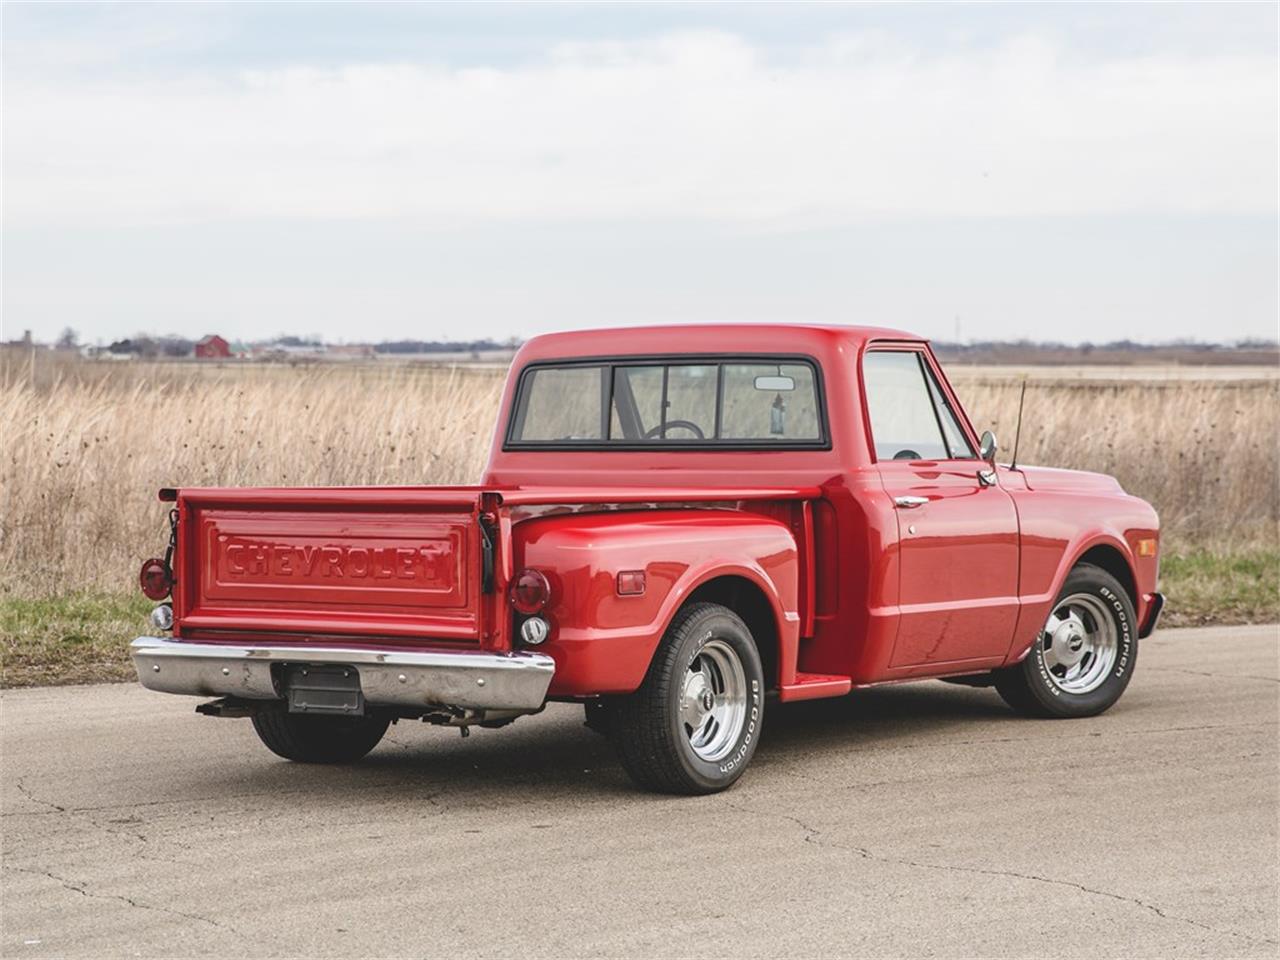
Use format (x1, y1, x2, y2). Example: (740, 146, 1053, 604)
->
(509, 568, 551, 615)
(139, 558, 173, 601)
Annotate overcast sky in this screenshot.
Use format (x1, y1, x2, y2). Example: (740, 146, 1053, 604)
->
(3, 2, 1277, 346)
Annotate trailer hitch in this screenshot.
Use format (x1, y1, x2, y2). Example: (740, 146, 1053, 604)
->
(195, 697, 263, 718)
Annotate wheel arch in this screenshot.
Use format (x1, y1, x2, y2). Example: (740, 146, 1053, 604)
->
(1073, 541, 1138, 610)
(681, 574, 782, 691)
(1007, 533, 1140, 667)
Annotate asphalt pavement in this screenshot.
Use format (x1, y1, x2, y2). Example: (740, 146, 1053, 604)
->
(2, 624, 1277, 959)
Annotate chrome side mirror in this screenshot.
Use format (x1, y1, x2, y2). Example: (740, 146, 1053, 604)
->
(979, 430, 998, 466)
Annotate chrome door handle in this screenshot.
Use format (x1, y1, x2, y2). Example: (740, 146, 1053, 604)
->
(894, 496, 928, 509)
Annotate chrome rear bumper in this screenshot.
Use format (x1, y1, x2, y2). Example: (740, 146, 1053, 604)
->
(131, 636, 555, 712)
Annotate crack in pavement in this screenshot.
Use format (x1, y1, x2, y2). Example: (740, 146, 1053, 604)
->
(8, 782, 217, 873)
(1145, 666, 1279, 684)
(721, 800, 1279, 950)
(4, 721, 1269, 819)
(13, 779, 66, 814)
(382, 730, 414, 751)
(8, 865, 245, 937)
(12, 779, 152, 843)
(7, 775, 450, 946)
(775, 720, 1275, 761)
(1, 780, 440, 818)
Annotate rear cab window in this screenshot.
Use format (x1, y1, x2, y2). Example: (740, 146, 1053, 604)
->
(507, 356, 827, 449)
(862, 349, 976, 462)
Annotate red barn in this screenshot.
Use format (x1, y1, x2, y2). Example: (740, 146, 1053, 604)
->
(194, 335, 231, 359)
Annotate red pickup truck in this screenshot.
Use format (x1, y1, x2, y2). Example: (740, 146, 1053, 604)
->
(133, 324, 1163, 794)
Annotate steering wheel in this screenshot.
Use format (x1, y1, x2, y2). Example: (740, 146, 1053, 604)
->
(644, 420, 705, 440)
(893, 449, 922, 460)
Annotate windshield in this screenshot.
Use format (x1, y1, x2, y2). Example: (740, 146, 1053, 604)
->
(507, 357, 825, 448)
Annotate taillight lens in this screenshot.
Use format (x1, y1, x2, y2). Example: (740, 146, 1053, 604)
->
(139, 558, 173, 601)
(509, 568, 551, 614)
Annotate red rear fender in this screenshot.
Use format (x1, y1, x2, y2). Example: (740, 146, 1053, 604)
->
(513, 509, 800, 697)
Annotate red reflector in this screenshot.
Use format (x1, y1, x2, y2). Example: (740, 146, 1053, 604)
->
(616, 570, 646, 596)
(139, 558, 173, 601)
(509, 568, 551, 614)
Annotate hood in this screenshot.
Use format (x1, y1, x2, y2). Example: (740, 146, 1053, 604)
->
(1014, 465, 1124, 496)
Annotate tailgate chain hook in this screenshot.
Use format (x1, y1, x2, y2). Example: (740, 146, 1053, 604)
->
(478, 511, 496, 594)
(163, 508, 179, 577)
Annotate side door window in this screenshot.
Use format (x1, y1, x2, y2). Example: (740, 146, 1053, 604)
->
(863, 350, 973, 461)
(924, 363, 976, 459)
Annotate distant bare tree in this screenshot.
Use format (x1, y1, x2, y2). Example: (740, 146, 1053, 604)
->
(56, 327, 79, 350)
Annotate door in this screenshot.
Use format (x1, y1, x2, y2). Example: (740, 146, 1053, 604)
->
(861, 348, 1020, 668)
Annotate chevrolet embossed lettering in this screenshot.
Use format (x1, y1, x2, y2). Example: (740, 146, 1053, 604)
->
(221, 540, 451, 585)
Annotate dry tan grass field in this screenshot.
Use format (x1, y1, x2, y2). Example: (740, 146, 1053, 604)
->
(1, 348, 1276, 685)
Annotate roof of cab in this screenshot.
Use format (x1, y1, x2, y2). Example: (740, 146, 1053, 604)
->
(513, 323, 922, 364)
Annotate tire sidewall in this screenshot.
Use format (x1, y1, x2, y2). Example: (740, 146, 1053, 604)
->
(667, 610, 764, 791)
(1027, 566, 1137, 716)
(252, 706, 390, 763)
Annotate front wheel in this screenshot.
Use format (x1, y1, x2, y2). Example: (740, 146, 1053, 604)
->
(251, 704, 391, 763)
(610, 602, 764, 794)
(995, 563, 1138, 718)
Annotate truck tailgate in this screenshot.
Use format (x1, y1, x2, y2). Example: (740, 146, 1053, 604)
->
(173, 487, 489, 643)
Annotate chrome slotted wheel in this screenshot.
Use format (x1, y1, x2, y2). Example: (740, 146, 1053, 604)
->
(679, 639, 748, 763)
(1039, 593, 1119, 695)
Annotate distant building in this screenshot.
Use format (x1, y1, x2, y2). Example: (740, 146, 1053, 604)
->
(251, 341, 325, 361)
(104, 338, 152, 358)
(194, 335, 231, 359)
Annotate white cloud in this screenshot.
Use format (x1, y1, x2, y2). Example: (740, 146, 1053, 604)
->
(4, 29, 1276, 229)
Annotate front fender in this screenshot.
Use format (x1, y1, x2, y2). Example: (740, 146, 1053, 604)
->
(1004, 491, 1159, 664)
(512, 509, 798, 696)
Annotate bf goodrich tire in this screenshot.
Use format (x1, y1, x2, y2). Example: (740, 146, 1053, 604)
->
(995, 563, 1138, 719)
(610, 602, 764, 795)
(251, 705, 391, 763)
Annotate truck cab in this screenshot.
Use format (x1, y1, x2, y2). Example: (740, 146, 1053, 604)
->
(133, 324, 1163, 794)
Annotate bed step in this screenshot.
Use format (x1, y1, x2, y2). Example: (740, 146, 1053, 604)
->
(780, 672, 853, 702)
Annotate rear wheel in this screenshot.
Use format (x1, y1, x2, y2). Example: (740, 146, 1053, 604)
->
(609, 602, 764, 794)
(995, 563, 1137, 718)
(251, 704, 390, 763)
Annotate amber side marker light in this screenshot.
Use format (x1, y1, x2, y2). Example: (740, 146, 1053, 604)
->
(139, 558, 173, 601)
(1136, 539, 1158, 558)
